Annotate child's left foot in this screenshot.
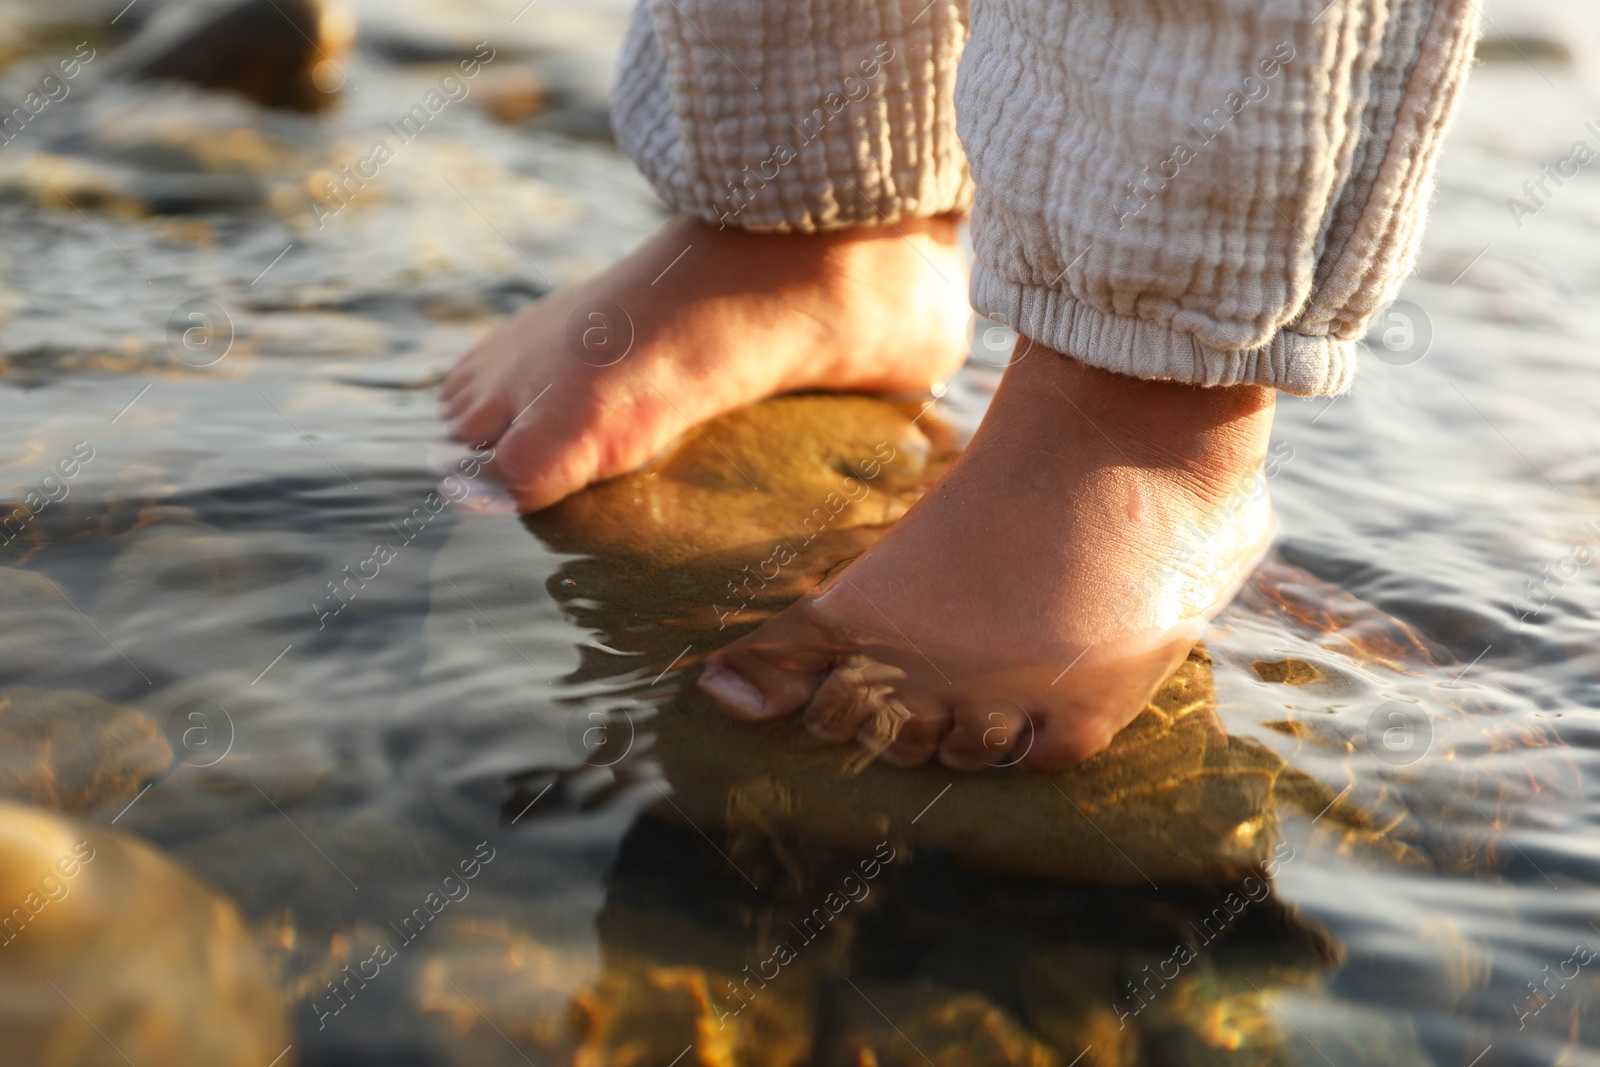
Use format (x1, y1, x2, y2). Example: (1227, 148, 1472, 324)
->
(697, 347, 1277, 770)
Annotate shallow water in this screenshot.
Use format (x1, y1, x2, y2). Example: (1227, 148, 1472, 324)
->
(2, 0, 1600, 1064)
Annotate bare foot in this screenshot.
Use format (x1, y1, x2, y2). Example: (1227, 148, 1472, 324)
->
(441, 215, 969, 510)
(696, 350, 1277, 771)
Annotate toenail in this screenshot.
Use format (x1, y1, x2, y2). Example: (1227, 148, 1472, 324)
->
(698, 662, 766, 717)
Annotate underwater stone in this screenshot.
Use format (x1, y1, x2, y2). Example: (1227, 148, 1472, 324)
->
(0, 568, 107, 688)
(0, 801, 291, 1065)
(0, 688, 170, 813)
(529, 394, 1337, 886)
(1252, 658, 1327, 685)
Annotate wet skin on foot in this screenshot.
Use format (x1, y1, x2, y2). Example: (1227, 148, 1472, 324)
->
(440, 214, 970, 512)
(443, 212, 1276, 773)
(697, 350, 1278, 772)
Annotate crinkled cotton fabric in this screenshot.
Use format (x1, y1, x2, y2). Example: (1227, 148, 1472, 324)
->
(612, 0, 1480, 397)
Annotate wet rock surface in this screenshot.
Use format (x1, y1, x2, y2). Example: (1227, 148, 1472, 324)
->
(0, 687, 170, 813)
(0, 801, 291, 1067)
(119, 0, 355, 112)
(396, 392, 1440, 1064)
(526, 395, 1407, 888)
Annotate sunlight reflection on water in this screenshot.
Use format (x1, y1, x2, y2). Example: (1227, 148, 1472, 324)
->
(0, 0, 1599, 1064)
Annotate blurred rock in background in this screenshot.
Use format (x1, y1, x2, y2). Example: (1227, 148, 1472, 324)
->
(118, 0, 355, 112)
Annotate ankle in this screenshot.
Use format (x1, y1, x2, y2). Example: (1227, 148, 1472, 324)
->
(677, 211, 962, 253)
(721, 214, 969, 388)
(993, 346, 1276, 504)
(810, 213, 964, 289)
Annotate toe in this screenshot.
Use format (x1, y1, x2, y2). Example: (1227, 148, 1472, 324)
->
(697, 661, 770, 718)
(1023, 712, 1115, 772)
(700, 611, 835, 721)
(870, 692, 951, 767)
(800, 659, 889, 742)
(449, 400, 511, 450)
(802, 655, 906, 742)
(440, 345, 488, 401)
(796, 656, 951, 766)
(480, 413, 598, 511)
(440, 386, 478, 421)
(940, 700, 1030, 771)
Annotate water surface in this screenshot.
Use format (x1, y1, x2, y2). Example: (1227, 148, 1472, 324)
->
(2, 0, 1599, 1064)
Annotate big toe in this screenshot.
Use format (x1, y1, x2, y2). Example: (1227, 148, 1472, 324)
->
(448, 395, 512, 448)
(939, 700, 1031, 771)
(803, 657, 950, 766)
(698, 612, 834, 721)
(480, 409, 613, 511)
(701, 611, 956, 768)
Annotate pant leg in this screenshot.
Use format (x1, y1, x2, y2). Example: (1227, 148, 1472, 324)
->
(959, 0, 1481, 397)
(611, 0, 972, 233)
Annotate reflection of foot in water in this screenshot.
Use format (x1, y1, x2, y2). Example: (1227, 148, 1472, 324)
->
(698, 352, 1277, 770)
(571, 812, 1341, 1065)
(454, 208, 1277, 770)
(441, 214, 969, 511)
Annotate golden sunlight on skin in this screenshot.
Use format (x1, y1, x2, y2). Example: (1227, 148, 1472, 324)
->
(441, 215, 969, 511)
(699, 347, 1278, 770)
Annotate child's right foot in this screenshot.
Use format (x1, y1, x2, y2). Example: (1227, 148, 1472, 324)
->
(441, 215, 969, 511)
(696, 351, 1278, 771)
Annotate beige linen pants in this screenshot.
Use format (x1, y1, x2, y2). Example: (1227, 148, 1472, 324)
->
(611, 0, 1480, 397)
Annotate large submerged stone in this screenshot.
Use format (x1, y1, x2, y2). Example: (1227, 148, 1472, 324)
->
(527, 394, 1380, 888)
(414, 392, 1451, 1065)
(0, 801, 291, 1066)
